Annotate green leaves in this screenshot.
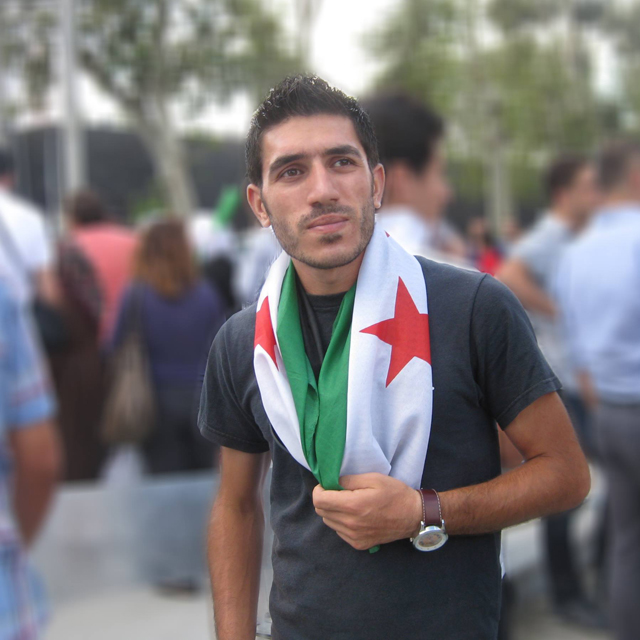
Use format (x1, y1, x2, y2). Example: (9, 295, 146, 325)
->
(365, 0, 619, 205)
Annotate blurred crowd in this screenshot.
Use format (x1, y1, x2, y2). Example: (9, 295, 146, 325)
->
(0, 90, 639, 640)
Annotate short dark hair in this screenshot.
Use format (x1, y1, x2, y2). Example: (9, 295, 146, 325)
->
(361, 92, 445, 174)
(246, 75, 379, 187)
(596, 139, 640, 192)
(64, 190, 109, 226)
(0, 148, 15, 177)
(544, 154, 589, 202)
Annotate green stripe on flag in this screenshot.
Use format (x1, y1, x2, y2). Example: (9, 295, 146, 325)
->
(277, 264, 355, 491)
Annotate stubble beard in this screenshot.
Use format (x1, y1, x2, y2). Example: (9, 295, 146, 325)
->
(264, 197, 376, 270)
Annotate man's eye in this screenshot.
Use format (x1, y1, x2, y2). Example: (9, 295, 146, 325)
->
(335, 158, 355, 167)
(282, 168, 301, 178)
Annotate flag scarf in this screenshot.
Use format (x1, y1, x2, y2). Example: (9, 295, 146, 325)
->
(253, 223, 434, 492)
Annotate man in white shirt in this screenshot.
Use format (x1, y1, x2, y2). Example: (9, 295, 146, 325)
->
(497, 155, 603, 627)
(362, 93, 466, 262)
(556, 140, 640, 640)
(0, 149, 56, 307)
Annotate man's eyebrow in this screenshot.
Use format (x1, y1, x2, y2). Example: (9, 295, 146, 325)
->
(268, 153, 308, 178)
(324, 145, 363, 159)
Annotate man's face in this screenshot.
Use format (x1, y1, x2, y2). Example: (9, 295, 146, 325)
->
(565, 164, 600, 223)
(247, 114, 384, 270)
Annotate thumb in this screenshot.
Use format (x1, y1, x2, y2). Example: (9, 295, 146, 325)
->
(339, 473, 381, 491)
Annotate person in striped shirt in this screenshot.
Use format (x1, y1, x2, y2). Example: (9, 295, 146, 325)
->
(0, 279, 61, 639)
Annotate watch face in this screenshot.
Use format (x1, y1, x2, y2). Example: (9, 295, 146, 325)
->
(413, 526, 448, 552)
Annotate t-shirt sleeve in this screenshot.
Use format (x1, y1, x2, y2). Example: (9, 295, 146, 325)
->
(198, 320, 270, 453)
(471, 274, 562, 428)
(24, 210, 53, 272)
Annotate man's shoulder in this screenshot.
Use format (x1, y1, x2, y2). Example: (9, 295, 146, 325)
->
(416, 255, 485, 296)
(514, 214, 563, 254)
(214, 302, 258, 357)
(0, 189, 44, 224)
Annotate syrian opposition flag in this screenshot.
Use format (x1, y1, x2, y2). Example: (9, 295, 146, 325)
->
(253, 223, 434, 491)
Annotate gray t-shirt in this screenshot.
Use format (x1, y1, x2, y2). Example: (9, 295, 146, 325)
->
(511, 214, 575, 388)
(199, 257, 561, 640)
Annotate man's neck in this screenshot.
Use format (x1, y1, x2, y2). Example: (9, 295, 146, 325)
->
(549, 206, 579, 232)
(383, 200, 435, 223)
(602, 192, 639, 209)
(292, 252, 364, 296)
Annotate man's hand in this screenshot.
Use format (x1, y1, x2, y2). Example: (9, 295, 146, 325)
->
(312, 473, 422, 551)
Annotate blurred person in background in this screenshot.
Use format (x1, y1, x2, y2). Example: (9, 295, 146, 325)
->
(188, 206, 239, 314)
(497, 154, 604, 628)
(234, 220, 282, 306)
(500, 217, 523, 255)
(0, 279, 62, 638)
(48, 191, 108, 481)
(467, 216, 504, 275)
(110, 218, 226, 592)
(363, 92, 466, 261)
(0, 149, 57, 309)
(66, 189, 137, 346)
(556, 140, 640, 640)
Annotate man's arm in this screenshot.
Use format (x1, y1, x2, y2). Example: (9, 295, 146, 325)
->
(209, 447, 270, 640)
(497, 258, 556, 317)
(437, 391, 589, 534)
(9, 419, 63, 547)
(313, 392, 590, 550)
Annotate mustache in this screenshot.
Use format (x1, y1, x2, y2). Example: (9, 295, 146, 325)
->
(299, 204, 355, 229)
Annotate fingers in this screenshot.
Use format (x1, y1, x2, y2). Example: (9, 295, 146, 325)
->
(323, 516, 370, 551)
(339, 473, 384, 491)
(335, 530, 372, 552)
(312, 484, 356, 513)
(321, 515, 352, 537)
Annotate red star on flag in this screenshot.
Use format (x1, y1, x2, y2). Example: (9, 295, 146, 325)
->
(360, 278, 431, 387)
(255, 297, 278, 369)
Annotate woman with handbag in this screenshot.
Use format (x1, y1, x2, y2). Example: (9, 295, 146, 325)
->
(108, 217, 226, 472)
(107, 218, 227, 592)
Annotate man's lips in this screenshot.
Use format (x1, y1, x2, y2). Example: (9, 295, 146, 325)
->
(307, 214, 349, 232)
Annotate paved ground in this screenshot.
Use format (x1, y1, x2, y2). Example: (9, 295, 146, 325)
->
(38, 469, 611, 639)
(45, 587, 613, 640)
(513, 596, 612, 640)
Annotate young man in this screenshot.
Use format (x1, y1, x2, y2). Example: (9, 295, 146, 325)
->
(0, 279, 62, 636)
(556, 140, 640, 640)
(362, 92, 466, 260)
(199, 76, 590, 640)
(497, 155, 603, 626)
(498, 155, 599, 408)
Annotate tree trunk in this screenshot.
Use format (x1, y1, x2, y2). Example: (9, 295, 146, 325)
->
(134, 103, 196, 218)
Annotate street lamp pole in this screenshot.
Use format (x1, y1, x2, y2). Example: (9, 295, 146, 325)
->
(60, 0, 85, 194)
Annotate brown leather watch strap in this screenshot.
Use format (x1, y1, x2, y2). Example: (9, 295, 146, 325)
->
(419, 489, 442, 527)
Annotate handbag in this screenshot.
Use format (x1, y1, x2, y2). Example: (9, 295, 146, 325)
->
(0, 212, 69, 353)
(101, 286, 156, 445)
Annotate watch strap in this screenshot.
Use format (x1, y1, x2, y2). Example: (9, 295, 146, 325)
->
(419, 489, 442, 528)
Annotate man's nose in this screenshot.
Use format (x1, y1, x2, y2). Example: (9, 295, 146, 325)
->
(306, 162, 340, 206)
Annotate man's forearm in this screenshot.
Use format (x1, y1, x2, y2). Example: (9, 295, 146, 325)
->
(13, 464, 59, 547)
(439, 453, 590, 536)
(209, 499, 264, 640)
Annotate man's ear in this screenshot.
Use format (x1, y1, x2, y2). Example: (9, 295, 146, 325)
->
(247, 184, 271, 228)
(372, 163, 385, 209)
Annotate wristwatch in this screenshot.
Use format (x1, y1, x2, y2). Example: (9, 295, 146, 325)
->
(410, 489, 448, 552)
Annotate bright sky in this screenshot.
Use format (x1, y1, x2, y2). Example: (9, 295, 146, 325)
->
(53, 0, 397, 137)
(29, 0, 617, 138)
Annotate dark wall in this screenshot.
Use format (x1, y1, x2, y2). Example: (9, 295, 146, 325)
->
(10, 126, 540, 234)
(10, 126, 246, 222)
